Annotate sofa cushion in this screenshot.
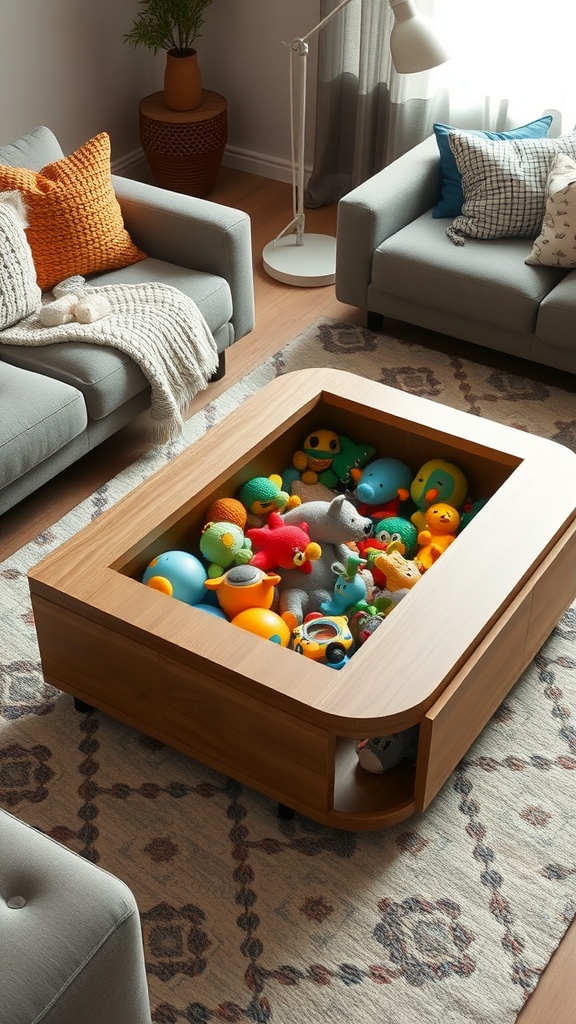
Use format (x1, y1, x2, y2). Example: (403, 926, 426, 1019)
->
(0, 133, 146, 291)
(526, 153, 576, 269)
(0, 361, 87, 488)
(0, 339, 149, 422)
(535, 270, 576, 348)
(432, 115, 553, 219)
(0, 191, 41, 329)
(88, 257, 233, 341)
(373, 212, 565, 334)
(446, 131, 576, 245)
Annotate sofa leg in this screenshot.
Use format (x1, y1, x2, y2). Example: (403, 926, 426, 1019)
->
(367, 311, 384, 332)
(210, 350, 226, 382)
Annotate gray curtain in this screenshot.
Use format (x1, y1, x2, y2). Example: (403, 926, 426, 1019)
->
(305, 0, 450, 207)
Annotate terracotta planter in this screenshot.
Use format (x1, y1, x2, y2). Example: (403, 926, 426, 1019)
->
(164, 49, 202, 111)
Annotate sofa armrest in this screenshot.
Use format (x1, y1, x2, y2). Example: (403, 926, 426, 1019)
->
(335, 135, 441, 311)
(112, 175, 255, 342)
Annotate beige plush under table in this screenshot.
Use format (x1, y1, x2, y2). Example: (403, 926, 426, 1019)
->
(28, 369, 576, 831)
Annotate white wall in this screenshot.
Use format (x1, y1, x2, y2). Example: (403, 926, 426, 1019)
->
(0, 0, 320, 181)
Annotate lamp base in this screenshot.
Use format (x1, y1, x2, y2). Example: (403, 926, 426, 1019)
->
(262, 232, 336, 287)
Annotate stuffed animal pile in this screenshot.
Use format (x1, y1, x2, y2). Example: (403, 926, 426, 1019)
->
(140, 432, 490, 775)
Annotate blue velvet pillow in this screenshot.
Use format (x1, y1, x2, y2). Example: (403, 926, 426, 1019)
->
(432, 115, 553, 218)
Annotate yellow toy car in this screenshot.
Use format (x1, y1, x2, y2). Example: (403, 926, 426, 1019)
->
(291, 615, 353, 668)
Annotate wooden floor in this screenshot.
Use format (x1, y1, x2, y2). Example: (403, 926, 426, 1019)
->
(1, 166, 573, 1020)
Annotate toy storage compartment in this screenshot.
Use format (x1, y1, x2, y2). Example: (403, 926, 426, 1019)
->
(117, 392, 515, 582)
(110, 385, 519, 829)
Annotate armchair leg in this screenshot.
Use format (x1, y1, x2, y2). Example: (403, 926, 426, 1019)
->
(367, 311, 384, 332)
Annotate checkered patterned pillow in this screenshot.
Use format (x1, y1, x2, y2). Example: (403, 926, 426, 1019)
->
(446, 131, 576, 245)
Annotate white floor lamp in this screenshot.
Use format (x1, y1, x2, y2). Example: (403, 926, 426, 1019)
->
(262, 0, 450, 288)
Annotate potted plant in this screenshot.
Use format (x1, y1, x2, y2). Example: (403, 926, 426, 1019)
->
(125, 0, 215, 111)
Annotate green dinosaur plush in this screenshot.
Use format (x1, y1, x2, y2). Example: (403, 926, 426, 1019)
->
(331, 435, 376, 489)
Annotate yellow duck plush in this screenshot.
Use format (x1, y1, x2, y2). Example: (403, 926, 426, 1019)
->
(415, 502, 460, 571)
(409, 458, 468, 531)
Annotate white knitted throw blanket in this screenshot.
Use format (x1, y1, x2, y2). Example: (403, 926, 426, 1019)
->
(0, 280, 220, 442)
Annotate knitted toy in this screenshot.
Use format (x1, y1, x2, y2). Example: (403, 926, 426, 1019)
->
(320, 553, 371, 616)
(292, 429, 342, 486)
(356, 726, 419, 773)
(459, 496, 490, 529)
(238, 474, 301, 520)
(415, 502, 460, 571)
(409, 458, 468, 531)
(354, 457, 413, 521)
(371, 548, 422, 616)
(199, 521, 252, 578)
(205, 496, 248, 530)
(247, 512, 321, 573)
(40, 276, 111, 327)
(332, 436, 376, 490)
(278, 495, 373, 627)
(353, 516, 416, 588)
(349, 609, 386, 647)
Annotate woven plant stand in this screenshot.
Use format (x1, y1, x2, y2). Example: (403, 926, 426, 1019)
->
(139, 90, 227, 197)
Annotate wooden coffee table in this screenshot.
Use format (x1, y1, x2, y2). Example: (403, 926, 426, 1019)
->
(28, 369, 576, 830)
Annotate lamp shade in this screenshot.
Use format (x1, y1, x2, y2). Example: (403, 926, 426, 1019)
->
(389, 0, 450, 73)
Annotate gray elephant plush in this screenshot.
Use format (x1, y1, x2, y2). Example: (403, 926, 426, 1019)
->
(278, 495, 373, 626)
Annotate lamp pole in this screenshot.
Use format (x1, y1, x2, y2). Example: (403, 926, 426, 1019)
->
(262, 0, 449, 287)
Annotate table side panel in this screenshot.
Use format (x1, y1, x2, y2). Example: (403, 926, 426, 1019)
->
(162, 656, 331, 814)
(31, 595, 164, 732)
(416, 520, 576, 810)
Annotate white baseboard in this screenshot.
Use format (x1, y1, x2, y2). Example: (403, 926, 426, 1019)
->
(111, 148, 150, 180)
(113, 144, 308, 188)
(221, 145, 293, 184)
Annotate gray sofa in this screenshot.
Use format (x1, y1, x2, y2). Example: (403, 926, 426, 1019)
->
(0, 807, 152, 1024)
(0, 126, 255, 515)
(335, 134, 575, 374)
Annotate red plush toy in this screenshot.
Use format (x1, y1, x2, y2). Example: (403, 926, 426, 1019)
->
(247, 512, 322, 573)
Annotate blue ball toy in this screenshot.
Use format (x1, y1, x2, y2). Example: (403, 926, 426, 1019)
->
(142, 550, 208, 605)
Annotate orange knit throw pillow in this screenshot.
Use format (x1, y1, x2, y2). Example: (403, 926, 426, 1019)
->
(0, 132, 146, 291)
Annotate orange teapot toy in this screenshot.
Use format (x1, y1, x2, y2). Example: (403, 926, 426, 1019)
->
(203, 564, 281, 619)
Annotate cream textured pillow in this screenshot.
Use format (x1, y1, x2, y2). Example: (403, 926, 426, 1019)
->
(0, 190, 42, 329)
(446, 131, 576, 245)
(0, 133, 146, 291)
(526, 152, 576, 268)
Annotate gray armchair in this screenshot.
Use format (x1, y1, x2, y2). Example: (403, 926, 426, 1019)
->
(335, 135, 575, 373)
(0, 808, 152, 1024)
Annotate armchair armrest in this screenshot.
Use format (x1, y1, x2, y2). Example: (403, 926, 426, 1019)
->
(112, 175, 255, 342)
(335, 135, 441, 311)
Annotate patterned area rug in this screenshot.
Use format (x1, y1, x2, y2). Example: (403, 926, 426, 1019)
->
(2, 319, 576, 1024)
